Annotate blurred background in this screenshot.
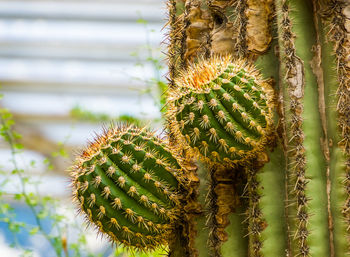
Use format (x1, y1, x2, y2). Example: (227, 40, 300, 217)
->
(0, 0, 168, 256)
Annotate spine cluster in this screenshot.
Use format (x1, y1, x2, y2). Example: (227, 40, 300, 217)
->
(70, 125, 186, 251)
(280, 1, 309, 255)
(167, 56, 274, 168)
(280, 0, 310, 256)
(166, 0, 180, 88)
(206, 166, 237, 257)
(244, 163, 265, 257)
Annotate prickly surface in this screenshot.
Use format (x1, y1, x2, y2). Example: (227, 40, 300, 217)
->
(70, 125, 187, 251)
(166, 56, 275, 168)
(166, 0, 181, 88)
(206, 166, 238, 257)
(244, 165, 263, 257)
(326, 0, 350, 244)
(276, 1, 310, 255)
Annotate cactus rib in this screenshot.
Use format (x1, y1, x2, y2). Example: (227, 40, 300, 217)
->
(166, 0, 179, 88)
(326, 0, 350, 248)
(276, 1, 309, 255)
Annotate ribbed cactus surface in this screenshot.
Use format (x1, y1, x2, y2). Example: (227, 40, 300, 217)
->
(68, 0, 350, 256)
(71, 125, 185, 250)
(167, 56, 275, 167)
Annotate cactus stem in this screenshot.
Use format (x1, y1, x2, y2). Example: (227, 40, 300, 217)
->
(206, 166, 221, 257)
(206, 165, 238, 257)
(318, 0, 350, 254)
(276, 0, 309, 255)
(167, 0, 178, 87)
(180, 0, 191, 68)
(310, 1, 334, 255)
(277, 0, 333, 255)
(326, 0, 350, 247)
(244, 163, 265, 257)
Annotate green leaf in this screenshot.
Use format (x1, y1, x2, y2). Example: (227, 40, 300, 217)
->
(12, 132, 22, 140)
(14, 143, 23, 150)
(37, 209, 48, 219)
(0, 217, 10, 223)
(14, 193, 23, 201)
(20, 250, 34, 257)
(29, 160, 36, 167)
(51, 213, 65, 223)
(26, 193, 38, 206)
(78, 234, 87, 245)
(51, 236, 63, 255)
(136, 18, 147, 24)
(9, 222, 21, 233)
(59, 148, 68, 158)
(29, 226, 39, 235)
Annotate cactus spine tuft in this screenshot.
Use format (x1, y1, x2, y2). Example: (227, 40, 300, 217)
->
(70, 124, 187, 251)
(167, 56, 275, 167)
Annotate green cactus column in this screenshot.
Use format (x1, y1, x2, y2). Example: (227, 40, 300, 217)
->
(163, 0, 350, 256)
(322, 0, 350, 255)
(275, 0, 350, 255)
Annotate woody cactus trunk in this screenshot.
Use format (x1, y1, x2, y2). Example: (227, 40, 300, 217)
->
(164, 0, 350, 257)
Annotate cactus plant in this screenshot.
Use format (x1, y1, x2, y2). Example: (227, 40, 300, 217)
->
(163, 0, 350, 257)
(70, 125, 191, 251)
(70, 0, 350, 256)
(166, 56, 275, 167)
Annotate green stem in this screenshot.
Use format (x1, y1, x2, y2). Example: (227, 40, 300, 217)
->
(318, 1, 349, 254)
(0, 117, 63, 257)
(221, 206, 248, 257)
(290, 1, 330, 255)
(276, 0, 331, 255)
(259, 147, 288, 256)
(253, 29, 288, 256)
(195, 163, 210, 257)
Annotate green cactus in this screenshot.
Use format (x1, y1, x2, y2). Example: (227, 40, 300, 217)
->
(163, 0, 350, 257)
(166, 56, 275, 168)
(69, 0, 350, 256)
(70, 125, 188, 251)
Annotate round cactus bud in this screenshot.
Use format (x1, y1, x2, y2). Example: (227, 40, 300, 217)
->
(166, 56, 275, 167)
(70, 125, 186, 251)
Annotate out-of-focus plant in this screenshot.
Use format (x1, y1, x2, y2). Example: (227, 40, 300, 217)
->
(0, 96, 99, 257)
(70, 106, 142, 126)
(131, 18, 168, 110)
